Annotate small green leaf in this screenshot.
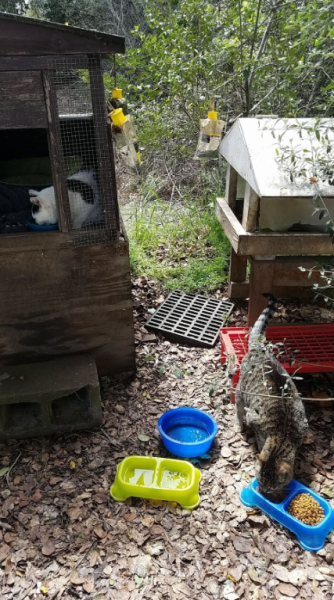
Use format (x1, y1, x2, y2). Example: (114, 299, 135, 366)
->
(138, 433, 150, 442)
(134, 575, 144, 588)
(0, 467, 9, 477)
(322, 486, 334, 499)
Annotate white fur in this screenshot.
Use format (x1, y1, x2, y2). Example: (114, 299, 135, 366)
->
(30, 170, 101, 230)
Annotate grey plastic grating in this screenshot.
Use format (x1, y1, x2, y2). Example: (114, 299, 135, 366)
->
(146, 290, 234, 347)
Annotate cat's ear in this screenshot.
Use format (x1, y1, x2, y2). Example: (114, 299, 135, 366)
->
(30, 196, 41, 205)
(278, 460, 292, 478)
(256, 450, 269, 463)
(29, 189, 39, 197)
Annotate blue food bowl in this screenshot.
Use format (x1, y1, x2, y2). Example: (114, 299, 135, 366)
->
(240, 478, 334, 552)
(26, 218, 58, 232)
(158, 407, 218, 458)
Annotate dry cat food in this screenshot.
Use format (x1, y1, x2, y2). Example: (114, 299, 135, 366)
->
(287, 493, 324, 525)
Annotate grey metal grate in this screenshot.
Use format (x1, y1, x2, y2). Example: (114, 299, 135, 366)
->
(146, 290, 234, 347)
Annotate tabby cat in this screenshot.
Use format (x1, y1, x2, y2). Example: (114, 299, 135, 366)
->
(235, 293, 308, 496)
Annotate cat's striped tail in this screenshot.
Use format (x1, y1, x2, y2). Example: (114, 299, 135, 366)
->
(248, 293, 277, 351)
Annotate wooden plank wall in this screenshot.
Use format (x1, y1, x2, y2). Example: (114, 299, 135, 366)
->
(0, 238, 135, 375)
(0, 71, 47, 129)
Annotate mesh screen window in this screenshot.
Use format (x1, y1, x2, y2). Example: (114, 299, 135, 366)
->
(50, 58, 118, 246)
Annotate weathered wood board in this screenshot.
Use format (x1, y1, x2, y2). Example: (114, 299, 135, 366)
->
(0, 71, 47, 129)
(0, 235, 135, 375)
(241, 183, 259, 232)
(0, 12, 125, 56)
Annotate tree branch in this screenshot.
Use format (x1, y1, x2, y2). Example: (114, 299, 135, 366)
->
(249, 82, 279, 114)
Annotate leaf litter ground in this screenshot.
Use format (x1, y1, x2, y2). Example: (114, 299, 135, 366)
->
(1, 278, 334, 600)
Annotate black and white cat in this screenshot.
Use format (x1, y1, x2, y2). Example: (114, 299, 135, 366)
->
(29, 170, 101, 230)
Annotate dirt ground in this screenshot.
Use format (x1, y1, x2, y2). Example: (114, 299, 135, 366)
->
(1, 278, 334, 600)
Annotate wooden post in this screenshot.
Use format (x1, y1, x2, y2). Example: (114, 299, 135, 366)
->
(228, 249, 248, 298)
(247, 255, 275, 326)
(242, 182, 260, 232)
(43, 70, 71, 233)
(88, 55, 119, 234)
(225, 163, 238, 212)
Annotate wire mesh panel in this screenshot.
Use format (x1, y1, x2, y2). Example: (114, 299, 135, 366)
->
(48, 56, 119, 246)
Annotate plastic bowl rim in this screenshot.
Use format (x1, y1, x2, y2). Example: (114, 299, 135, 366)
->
(26, 219, 58, 231)
(158, 406, 218, 447)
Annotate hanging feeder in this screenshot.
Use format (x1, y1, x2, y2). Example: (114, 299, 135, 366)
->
(110, 107, 141, 172)
(194, 109, 225, 160)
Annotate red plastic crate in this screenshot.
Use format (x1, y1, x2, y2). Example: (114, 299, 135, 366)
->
(220, 324, 334, 403)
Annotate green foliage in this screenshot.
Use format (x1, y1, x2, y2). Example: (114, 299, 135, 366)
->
(0, 0, 25, 12)
(29, 0, 110, 30)
(101, 0, 334, 175)
(125, 176, 230, 293)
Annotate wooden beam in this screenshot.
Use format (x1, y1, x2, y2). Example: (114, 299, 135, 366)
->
(88, 55, 119, 236)
(228, 250, 248, 299)
(0, 13, 125, 56)
(238, 231, 334, 256)
(225, 163, 238, 212)
(229, 255, 325, 300)
(228, 281, 249, 299)
(229, 281, 315, 299)
(229, 249, 247, 290)
(242, 182, 259, 232)
(216, 197, 334, 256)
(215, 197, 245, 253)
(0, 231, 71, 253)
(43, 71, 72, 233)
(273, 256, 323, 287)
(247, 256, 275, 326)
(0, 55, 89, 71)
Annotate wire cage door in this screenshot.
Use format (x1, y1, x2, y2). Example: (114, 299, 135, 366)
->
(46, 55, 119, 246)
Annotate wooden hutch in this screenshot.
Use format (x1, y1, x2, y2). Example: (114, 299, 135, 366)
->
(0, 13, 135, 374)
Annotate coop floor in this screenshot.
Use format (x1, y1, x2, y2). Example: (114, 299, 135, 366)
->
(1, 281, 334, 600)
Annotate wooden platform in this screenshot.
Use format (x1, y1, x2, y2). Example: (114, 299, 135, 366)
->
(216, 197, 334, 256)
(216, 197, 334, 325)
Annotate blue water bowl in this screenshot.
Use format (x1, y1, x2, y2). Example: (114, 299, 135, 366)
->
(26, 218, 58, 232)
(158, 407, 218, 458)
(240, 478, 334, 552)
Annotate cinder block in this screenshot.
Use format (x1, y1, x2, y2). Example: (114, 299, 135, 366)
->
(0, 355, 101, 440)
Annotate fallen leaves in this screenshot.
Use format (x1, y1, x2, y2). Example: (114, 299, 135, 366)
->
(83, 579, 95, 593)
(1, 280, 334, 599)
(138, 433, 150, 442)
(41, 540, 55, 557)
(0, 543, 11, 562)
(277, 582, 299, 597)
(49, 477, 62, 486)
(141, 516, 155, 528)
